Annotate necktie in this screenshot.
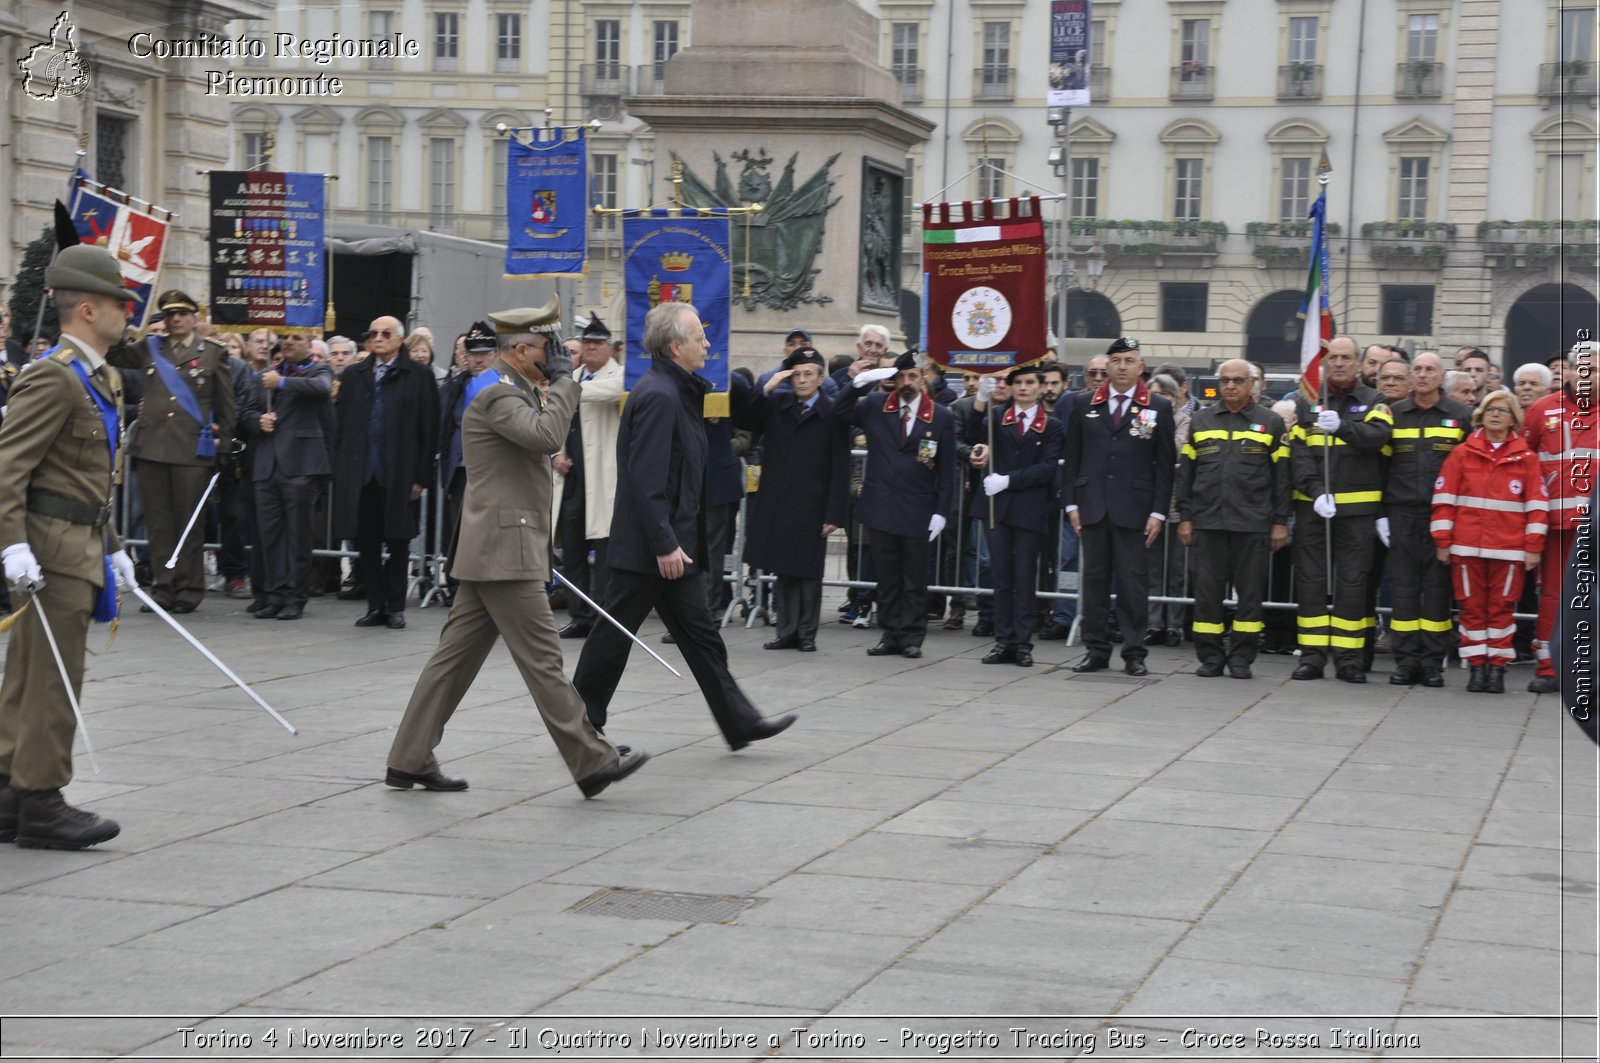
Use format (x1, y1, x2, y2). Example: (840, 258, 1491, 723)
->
(1112, 395, 1127, 428)
(1017, 409, 1028, 439)
(902, 406, 913, 440)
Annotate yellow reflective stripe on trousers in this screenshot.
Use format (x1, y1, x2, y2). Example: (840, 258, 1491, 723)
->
(1419, 618, 1455, 632)
(1298, 634, 1331, 647)
(1192, 621, 1226, 635)
(1329, 615, 1377, 631)
(1293, 490, 1384, 504)
(1330, 635, 1367, 649)
(1297, 614, 1331, 627)
(1389, 618, 1421, 631)
(1231, 620, 1264, 633)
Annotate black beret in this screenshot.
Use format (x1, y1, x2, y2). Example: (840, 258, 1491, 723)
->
(783, 345, 825, 370)
(894, 351, 918, 372)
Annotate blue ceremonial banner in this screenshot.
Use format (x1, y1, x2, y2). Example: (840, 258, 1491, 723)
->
(505, 127, 588, 278)
(208, 171, 327, 334)
(622, 209, 732, 417)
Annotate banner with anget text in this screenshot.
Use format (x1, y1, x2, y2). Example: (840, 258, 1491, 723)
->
(207, 171, 327, 334)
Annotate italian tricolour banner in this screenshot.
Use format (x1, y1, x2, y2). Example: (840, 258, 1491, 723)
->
(922, 197, 1048, 373)
(1298, 190, 1335, 402)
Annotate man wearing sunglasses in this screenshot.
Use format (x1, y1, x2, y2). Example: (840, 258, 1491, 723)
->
(331, 315, 440, 630)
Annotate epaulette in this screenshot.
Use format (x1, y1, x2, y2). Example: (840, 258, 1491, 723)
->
(51, 351, 74, 365)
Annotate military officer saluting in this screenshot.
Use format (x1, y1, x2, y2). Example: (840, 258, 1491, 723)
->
(1174, 359, 1292, 679)
(0, 246, 139, 848)
(109, 290, 235, 613)
(387, 300, 649, 798)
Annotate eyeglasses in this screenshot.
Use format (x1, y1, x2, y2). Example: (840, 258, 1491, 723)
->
(1483, 407, 1514, 416)
(1085, 368, 1109, 378)
(1218, 376, 1250, 386)
(372, 329, 395, 339)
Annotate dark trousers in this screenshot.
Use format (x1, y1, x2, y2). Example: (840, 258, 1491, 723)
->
(1192, 530, 1269, 666)
(1386, 508, 1455, 669)
(988, 523, 1043, 651)
(559, 509, 610, 627)
(256, 474, 317, 607)
(775, 576, 822, 641)
(573, 565, 765, 741)
(1079, 519, 1151, 661)
(356, 478, 410, 614)
(218, 468, 249, 581)
(1294, 506, 1377, 668)
(869, 527, 931, 649)
(704, 502, 737, 613)
(138, 459, 213, 608)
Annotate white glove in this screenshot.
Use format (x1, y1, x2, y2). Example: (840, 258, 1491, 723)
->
(109, 549, 137, 588)
(928, 514, 946, 541)
(983, 473, 1010, 496)
(1375, 517, 1391, 548)
(976, 376, 997, 399)
(854, 366, 897, 389)
(1313, 493, 1337, 519)
(2, 543, 43, 589)
(1315, 408, 1341, 433)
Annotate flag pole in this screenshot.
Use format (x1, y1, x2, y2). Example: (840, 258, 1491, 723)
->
(1316, 158, 1334, 618)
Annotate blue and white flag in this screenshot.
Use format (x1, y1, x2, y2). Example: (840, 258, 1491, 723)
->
(505, 127, 588, 277)
(622, 209, 732, 416)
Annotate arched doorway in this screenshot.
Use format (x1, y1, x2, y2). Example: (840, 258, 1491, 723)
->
(1505, 283, 1600, 370)
(1244, 289, 1307, 367)
(1052, 290, 1122, 340)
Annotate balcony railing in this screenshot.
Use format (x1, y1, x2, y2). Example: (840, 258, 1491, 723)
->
(894, 67, 923, 104)
(636, 66, 669, 95)
(1539, 61, 1598, 99)
(580, 63, 632, 99)
(1362, 220, 1457, 269)
(974, 67, 1015, 101)
(1277, 63, 1323, 100)
(1246, 220, 1344, 267)
(1170, 64, 1213, 101)
(1479, 219, 1600, 267)
(1395, 61, 1443, 98)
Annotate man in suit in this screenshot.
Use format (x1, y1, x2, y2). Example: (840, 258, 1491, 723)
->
(386, 301, 649, 797)
(1062, 337, 1177, 676)
(554, 314, 624, 639)
(332, 315, 440, 630)
(110, 290, 235, 613)
(736, 345, 850, 652)
(0, 246, 138, 848)
(967, 365, 1066, 667)
(242, 331, 333, 621)
(573, 301, 797, 749)
(835, 350, 959, 658)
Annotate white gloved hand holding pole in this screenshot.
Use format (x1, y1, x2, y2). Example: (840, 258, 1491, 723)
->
(928, 514, 946, 541)
(2, 543, 42, 589)
(983, 473, 1010, 496)
(109, 549, 137, 589)
(976, 376, 997, 400)
(1315, 408, 1341, 433)
(1375, 516, 1391, 547)
(1313, 493, 1338, 519)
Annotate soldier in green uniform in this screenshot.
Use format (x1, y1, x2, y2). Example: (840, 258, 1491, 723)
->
(0, 246, 138, 849)
(110, 290, 235, 613)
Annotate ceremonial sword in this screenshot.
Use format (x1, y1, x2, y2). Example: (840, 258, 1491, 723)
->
(550, 569, 682, 678)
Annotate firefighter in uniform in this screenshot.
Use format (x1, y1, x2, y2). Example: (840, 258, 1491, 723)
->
(1523, 340, 1596, 695)
(1174, 359, 1291, 680)
(109, 290, 235, 612)
(1289, 337, 1395, 683)
(1383, 351, 1471, 687)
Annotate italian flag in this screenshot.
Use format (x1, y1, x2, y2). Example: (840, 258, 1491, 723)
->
(1298, 190, 1334, 402)
(925, 219, 1043, 243)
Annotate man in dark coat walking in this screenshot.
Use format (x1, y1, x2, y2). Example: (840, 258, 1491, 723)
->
(332, 315, 440, 629)
(736, 346, 849, 652)
(572, 302, 796, 750)
(1061, 337, 1177, 676)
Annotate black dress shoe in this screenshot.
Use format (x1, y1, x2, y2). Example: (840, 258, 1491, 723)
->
(386, 612, 406, 629)
(1389, 664, 1422, 685)
(578, 750, 651, 798)
(245, 599, 268, 615)
(1015, 649, 1034, 668)
(355, 611, 388, 627)
(337, 583, 366, 600)
(1336, 665, 1367, 684)
(254, 603, 284, 619)
(797, 640, 816, 652)
(384, 767, 468, 791)
(1165, 628, 1184, 647)
(1125, 659, 1149, 677)
(169, 601, 197, 614)
(971, 620, 995, 638)
(982, 646, 1017, 665)
(1038, 622, 1070, 641)
(1227, 663, 1253, 680)
(1528, 674, 1560, 694)
(661, 632, 675, 644)
(1292, 663, 1324, 680)
(1420, 666, 1445, 688)
(901, 646, 923, 659)
(559, 622, 592, 639)
(276, 604, 304, 621)
(728, 713, 798, 751)
(763, 635, 800, 650)
(866, 641, 900, 656)
(1196, 661, 1225, 678)
(1073, 655, 1110, 673)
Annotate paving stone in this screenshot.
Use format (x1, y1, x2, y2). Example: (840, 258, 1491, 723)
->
(1264, 821, 1474, 868)
(874, 798, 1093, 845)
(805, 829, 1045, 886)
(1172, 896, 1434, 980)
(740, 770, 951, 812)
(1387, 1006, 1577, 1061)
(1221, 852, 1458, 914)
(740, 873, 988, 938)
(1457, 842, 1600, 897)
(0, 894, 209, 981)
(818, 742, 1006, 780)
(1406, 937, 1569, 1014)
(1295, 787, 1493, 834)
(1099, 786, 1302, 831)
(304, 835, 604, 898)
(24, 840, 362, 907)
(939, 766, 1136, 811)
(1431, 887, 1597, 954)
(1143, 760, 1333, 798)
(1122, 956, 1410, 1037)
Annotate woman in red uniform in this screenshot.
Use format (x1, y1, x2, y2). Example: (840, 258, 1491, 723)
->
(1432, 390, 1548, 693)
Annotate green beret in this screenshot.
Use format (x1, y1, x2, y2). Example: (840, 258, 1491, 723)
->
(45, 245, 128, 302)
(489, 295, 562, 335)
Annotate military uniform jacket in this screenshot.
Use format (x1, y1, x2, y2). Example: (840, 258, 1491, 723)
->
(451, 359, 578, 583)
(1384, 395, 1472, 511)
(0, 339, 124, 584)
(1061, 382, 1177, 529)
(1174, 402, 1292, 531)
(1289, 383, 1394, 515)
(833, 386, 959, 538)
(965, 401, 1066, 534)
(110, 333, 235, 466)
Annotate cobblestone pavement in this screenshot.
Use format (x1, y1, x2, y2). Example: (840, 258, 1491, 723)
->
(0, 589, 1595, 1061)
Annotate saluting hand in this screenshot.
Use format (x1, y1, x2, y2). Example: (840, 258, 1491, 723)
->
(765, 369, 793, 395)
(658, 548, 693, 580)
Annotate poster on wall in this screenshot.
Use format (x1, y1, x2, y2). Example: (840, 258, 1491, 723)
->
(1049, 0, 1092, 108)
